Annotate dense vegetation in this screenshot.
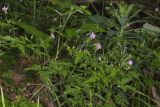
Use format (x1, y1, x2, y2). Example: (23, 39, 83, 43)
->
(0, 0, 160, 107)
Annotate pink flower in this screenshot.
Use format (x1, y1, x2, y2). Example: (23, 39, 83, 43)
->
(128, 60, 133, 65)
(89, 32, 96, 40)
(95, 43, 102, 50)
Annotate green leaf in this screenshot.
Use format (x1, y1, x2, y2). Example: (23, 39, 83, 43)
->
(80, 23, 106, 33)
(49, 0, 58, 5)
(24, 65, 42, 71)
(0, 20, 10, 27)
(102, 103, 116, 107)
(143, 23, 160, 33)
(66, 28, 78, 38)
(119, 77, 132, 85)
(110, 68, 119, 77)
(74, 51, 89, 64)
(123, 85, 137, 92)
(151, 52, 160, 68)
(1, 36, 17, 41)
(48, 61, 72, 77)
(73, 5, 91, 15)
(84, 75, 97, 84)
(15, 22, 50, 39)
(89, 15, 105, 23)
(117, 16, 129, 27)
(17, 44, 26, 55)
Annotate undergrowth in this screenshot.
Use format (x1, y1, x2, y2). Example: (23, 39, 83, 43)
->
(0, 0, 160, 107)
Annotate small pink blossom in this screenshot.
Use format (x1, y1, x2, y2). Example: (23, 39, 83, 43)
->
(128, 60, 133, 65)
(95, 43, 102, 50)
(89, 32, 96, 40)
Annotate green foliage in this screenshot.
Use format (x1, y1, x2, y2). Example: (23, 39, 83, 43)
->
(15, 22, 50, 40)
(0, 0, 160, 107)
(143, 23, 160, 33)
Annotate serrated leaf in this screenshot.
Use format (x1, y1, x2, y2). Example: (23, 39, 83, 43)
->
(110, 68, 119, 77)
(74, 51, 89, 64)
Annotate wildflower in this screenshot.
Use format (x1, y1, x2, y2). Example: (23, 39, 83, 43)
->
(54, 18, 57, 21)
(89, 32, 96, 40)
(105, 6, 110, 10)
(50, 32, 55, 39)
(117, 85, 121, 88)
(111, 63, 113, 66)
(126, 23, 130, 27)
(2, 6, 8, 14)
(155, 8, 159, 12)
(128, 60, 133, 65)
(95, 43, 102, 50)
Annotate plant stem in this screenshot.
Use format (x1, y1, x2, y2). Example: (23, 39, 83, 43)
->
(37, 96, 40, 107)
(33, 0, 36, 22)
(89, 0, 98, 14)
(55, 36, 61, 60)
(119, 27, 124, 37)
(61, 7, 73, 32)
(0, 85, 5, 107)
(55, 7, 73, 60)
(89, 90, 93, 107)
